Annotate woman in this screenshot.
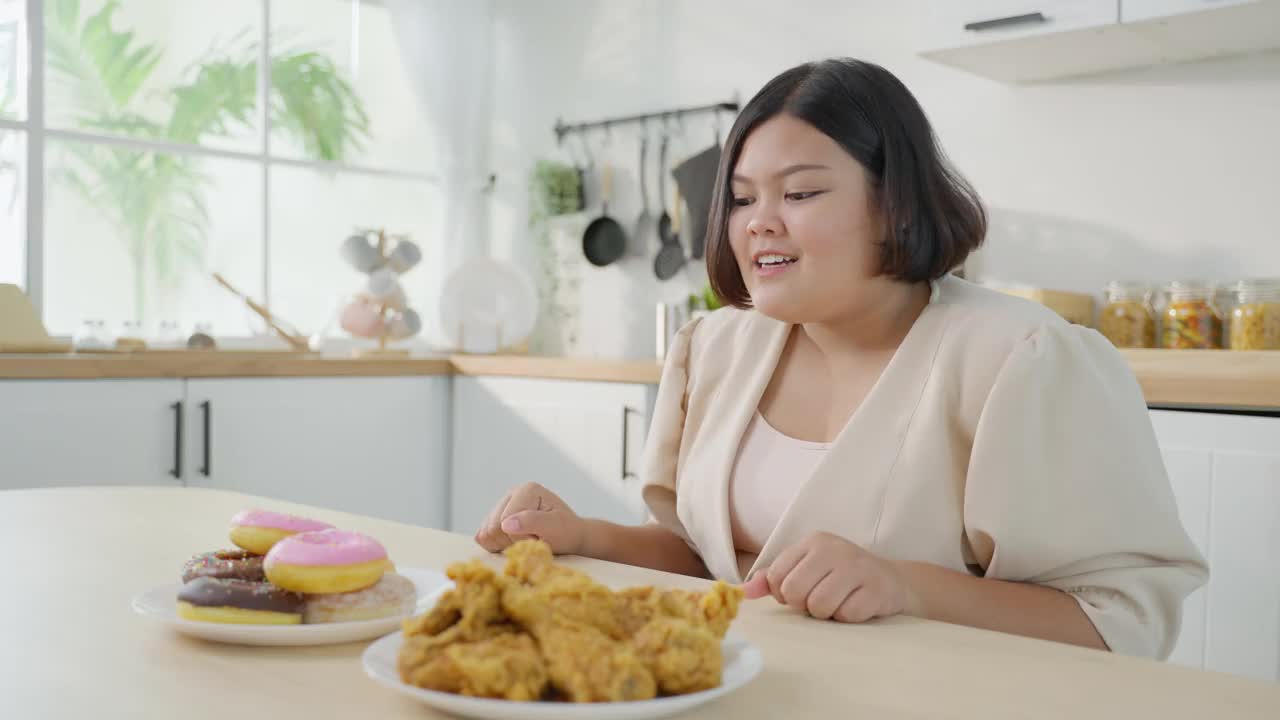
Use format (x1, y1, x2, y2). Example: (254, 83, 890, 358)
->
(477, 58, 1207, 659)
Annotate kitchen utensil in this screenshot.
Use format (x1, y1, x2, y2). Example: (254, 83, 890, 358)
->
(211, 273, 310, 351)
(655, 133, 673, 252)
(131, 567, 449, 647)
(632, 135, 656, 257)
(654, 188, 686, 281)
(439, 256, 539, 354)
(582, 164, 627, 267)
(362, 628, 764, 719)
(672, 143, 722, 260)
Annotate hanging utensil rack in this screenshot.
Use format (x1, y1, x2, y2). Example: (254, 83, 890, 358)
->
(553, 99, 740, 143)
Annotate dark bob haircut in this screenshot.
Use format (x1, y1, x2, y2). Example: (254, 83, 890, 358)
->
(705, 58, 986, 309)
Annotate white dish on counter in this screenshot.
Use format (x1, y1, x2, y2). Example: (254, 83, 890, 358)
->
(362, 627, 764, 719)
(131, 567, 451, 646)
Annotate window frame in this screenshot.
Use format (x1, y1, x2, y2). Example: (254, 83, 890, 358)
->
(0, 0, 439, 319)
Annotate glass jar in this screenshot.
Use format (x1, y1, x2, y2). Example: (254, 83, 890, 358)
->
(1227, 278, 1280, 351)
(1160, 282, 1223, 349)
(1098, 282, 1155, 348)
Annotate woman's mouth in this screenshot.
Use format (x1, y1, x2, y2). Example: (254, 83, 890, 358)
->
(753, 253, 798, 277)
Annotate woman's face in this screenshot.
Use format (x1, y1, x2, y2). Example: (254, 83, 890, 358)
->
(728, 114, 885, 324)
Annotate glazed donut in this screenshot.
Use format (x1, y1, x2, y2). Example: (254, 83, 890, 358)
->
(181, 549, 265, 583)
(303, 572, 417, 624)
(264, 528, 392, 594)
(228, 509, 333, 555)
(176, 577, 304, 625)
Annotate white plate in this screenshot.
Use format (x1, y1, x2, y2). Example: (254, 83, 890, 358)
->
(131, 568, 452, 646)
(362, 628, 764, 720)
(438, 256, 538, 353)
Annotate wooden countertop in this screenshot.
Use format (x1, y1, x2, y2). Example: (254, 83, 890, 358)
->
(1120, 349, 1280, 410)
(6, 487, 1278, 720)
(1, 349, 1278, 409)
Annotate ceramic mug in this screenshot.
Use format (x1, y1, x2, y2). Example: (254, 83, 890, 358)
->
(340, 234, 386, 273)
(387, 308, 422, 339)
(387, 240, 422, 274)
(366, 269, 407, 311)
(339, 297, 385, 338)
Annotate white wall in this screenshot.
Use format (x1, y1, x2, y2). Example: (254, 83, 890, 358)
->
(484, 0, 1280, 359)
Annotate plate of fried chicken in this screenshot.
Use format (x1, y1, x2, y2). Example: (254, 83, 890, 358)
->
(361, 539, 762, 718)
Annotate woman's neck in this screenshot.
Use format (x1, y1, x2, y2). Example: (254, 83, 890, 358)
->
(799, 280, 931, 364)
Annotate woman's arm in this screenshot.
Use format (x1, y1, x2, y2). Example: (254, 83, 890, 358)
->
(896, 560, 1107, 650)
(579, 519, 710, 579)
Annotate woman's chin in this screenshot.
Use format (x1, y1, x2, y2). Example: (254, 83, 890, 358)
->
(749, 292, 813, 324)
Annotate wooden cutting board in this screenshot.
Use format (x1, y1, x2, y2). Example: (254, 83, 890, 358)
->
(0, 284, 71, 353)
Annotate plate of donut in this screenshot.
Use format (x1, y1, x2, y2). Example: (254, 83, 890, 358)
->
(131, 508, 453, 646)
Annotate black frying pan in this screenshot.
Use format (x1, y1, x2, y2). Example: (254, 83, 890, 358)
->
(582, 165, 626, 267)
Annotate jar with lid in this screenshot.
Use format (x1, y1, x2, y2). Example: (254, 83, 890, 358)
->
(1098, 282, 1155, 348)
(1160, 282, 1223, 349)
(1227, 278, 1280, 350)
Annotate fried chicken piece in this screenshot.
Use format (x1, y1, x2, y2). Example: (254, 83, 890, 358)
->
(501, 579, 657, 702)
(631, 616, 723, 695)
(618, 581, 744, 639)
(399, 630, 547, 700)
(403, 559, 507, 640)
(501, 540, 743, 640)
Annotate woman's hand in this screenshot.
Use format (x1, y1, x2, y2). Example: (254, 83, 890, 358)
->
(742, 531, 916, 622)
(474, 482, 586, 555)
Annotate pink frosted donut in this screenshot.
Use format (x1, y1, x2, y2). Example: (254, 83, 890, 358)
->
(263, 528, 392, 594)
(228, 509, 334, 555)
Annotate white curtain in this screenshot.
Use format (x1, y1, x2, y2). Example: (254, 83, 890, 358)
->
(384, 0, 494, 345)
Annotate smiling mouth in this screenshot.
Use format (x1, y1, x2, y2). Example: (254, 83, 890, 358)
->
(754, 253, 798, 270)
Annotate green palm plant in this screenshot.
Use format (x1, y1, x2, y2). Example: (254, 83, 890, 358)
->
(46, 0, 370, 323)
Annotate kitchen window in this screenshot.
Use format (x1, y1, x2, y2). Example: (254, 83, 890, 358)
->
(0, 0, 444, 338)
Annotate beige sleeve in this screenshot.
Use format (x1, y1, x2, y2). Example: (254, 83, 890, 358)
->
(638, 316, 704, 544)
(963, 323, 1209, 660)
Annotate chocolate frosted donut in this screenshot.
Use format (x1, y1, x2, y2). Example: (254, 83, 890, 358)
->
(177, 578, 305, 625)
(181, 549, 266, 583)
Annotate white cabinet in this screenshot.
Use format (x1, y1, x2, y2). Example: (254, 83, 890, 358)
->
(918, 0, 1280, 82)
(1122, 0, 1256, 22)
(0, 379, 185, 489)
(1152, 409, 1280, 682)
(183, 377, 449, 529)
(924, 1, 1118, 51)
(450, 376, 652, 535)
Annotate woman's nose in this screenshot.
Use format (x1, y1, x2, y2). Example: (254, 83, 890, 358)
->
(747, 208, 782, 237)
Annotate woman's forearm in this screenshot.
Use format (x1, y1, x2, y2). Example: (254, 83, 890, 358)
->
(896, 560, 1108, 651)
(579, 519, 709, 578)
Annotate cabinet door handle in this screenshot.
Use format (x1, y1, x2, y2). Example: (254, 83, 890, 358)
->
(199, 400, 211, 477)
(169, 401, 183, 480)
(964, 11, 1047, 31)
(621, 406, 637, 480)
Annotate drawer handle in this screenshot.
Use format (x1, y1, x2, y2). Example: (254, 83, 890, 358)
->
(169, 401, 183, 480)
(964, 11, 1047, 31)
(621, 406, 638, 481)
(199, 401, 211, 477)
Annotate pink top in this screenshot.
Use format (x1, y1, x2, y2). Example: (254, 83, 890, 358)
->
(231, 509, 333, 533)
(728, 411, 830, 578)
(264, 529, 387, 566)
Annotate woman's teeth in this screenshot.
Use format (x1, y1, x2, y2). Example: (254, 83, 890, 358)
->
(756, 254, 797, 267)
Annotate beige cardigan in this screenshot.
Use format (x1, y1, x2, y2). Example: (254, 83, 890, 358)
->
(639, 274, 1208, 660)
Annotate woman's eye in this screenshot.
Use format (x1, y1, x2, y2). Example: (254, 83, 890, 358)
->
(732, 196, 753, 207)
(786, 191, 820, 201)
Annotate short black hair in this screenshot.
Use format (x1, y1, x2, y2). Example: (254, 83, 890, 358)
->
(706, 58, 986, 309)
